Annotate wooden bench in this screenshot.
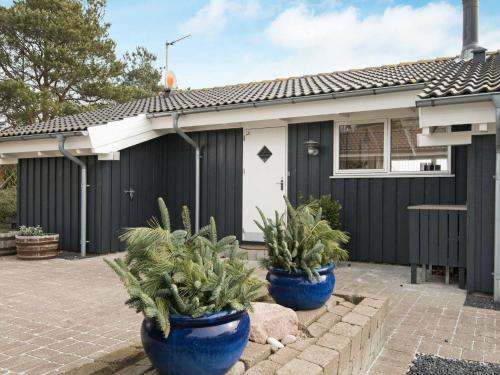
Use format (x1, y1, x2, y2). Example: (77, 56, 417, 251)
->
(408, 205, 467, 289)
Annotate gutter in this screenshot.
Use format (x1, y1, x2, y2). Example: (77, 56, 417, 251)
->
(493, 95, 500, 302)
(147, 83, 426, 119)
(0, 131, 86, 143)
(57, 135, 87, 257)
(172, 112, 200, 233)
(416, 92, 498, 107)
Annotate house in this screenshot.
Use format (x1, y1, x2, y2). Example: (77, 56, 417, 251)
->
(0, 1, 499, 298)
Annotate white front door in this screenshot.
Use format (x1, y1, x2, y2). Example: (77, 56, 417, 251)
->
(242, 126, 287, 242)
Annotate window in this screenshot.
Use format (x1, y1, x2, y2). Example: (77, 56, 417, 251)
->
(390, 118, 448, 172)
(338, 122, 386, 171)
(334, 117, 450, 176)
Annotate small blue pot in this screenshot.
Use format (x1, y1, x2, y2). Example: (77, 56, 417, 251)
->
(141, 310, 250, 375)
(267, 264, 335, 310)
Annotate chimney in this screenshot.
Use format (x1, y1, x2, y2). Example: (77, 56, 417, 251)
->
(461, 0, 481, 59)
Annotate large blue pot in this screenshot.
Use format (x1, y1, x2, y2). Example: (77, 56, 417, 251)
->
(141, 310, 250, 375)
(267, 264, 335, 310)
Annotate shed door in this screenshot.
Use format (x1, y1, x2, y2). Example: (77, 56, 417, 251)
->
(242, 126, 287, 241)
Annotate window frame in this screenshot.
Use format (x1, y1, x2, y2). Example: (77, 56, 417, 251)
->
(333, 117, 452, 177)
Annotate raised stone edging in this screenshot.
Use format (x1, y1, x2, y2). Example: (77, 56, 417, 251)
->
(231, 292, 389, 375)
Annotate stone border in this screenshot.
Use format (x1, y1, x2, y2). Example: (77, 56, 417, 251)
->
(74, 293, 388, 375)
(229, 293, 389, 375)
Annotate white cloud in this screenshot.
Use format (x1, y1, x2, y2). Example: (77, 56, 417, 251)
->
(264, 2, 466, 76)
(180, 0, 261, 36)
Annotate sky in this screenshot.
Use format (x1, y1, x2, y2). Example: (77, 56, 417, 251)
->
(2, 0, 500, 89)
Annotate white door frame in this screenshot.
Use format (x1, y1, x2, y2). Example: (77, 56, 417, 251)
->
(242, 123, 288, 242)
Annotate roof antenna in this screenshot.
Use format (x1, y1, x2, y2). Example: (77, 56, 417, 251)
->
(164, 34, 191, 95)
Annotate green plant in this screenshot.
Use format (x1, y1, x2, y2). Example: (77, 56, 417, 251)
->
(0, 187, 16, 223)
(255, 197, 349, 280)
(305, 195, 342, 230)
(105, 198, 264, 338)
(18, 225, 45, 236)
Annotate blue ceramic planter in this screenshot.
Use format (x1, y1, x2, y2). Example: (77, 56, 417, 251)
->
(267, 264, 335, 310)
(141, 310, 250, 375)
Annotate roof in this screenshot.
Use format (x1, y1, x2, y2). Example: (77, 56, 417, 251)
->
(420, 51, 500, 99)
(1, 51, 499, 139)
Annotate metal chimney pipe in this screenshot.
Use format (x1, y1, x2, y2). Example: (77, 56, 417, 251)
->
(461, 0, 480, 58)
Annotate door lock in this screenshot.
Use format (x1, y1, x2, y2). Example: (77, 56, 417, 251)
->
(124, 188, 135, 200)
(275, 177, 284, 191)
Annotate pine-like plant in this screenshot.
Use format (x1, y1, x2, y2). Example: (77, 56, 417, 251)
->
(255, 197, 349, 280)
(105, 198, 264, 338)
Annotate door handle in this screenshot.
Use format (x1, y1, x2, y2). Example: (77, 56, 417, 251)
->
(124, 188, 135, 200)
(275, 177, 284, 191)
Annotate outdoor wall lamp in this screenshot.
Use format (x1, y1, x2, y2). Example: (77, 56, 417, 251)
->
(304, 140, 320, 156)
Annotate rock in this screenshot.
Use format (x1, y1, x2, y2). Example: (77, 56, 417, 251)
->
(249, 302, 299, 344)
(271, 344, 281, 353)
(281, 334, 297, 345)
(267, 337, 284, 350)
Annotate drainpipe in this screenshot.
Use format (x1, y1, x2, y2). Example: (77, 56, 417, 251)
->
(172, 112, 200, 232)
(493, 95, 500, 302)
(57, 135, 87, 257)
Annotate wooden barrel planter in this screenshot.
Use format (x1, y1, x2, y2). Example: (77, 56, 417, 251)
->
(0, 232, 17, 256)
(16, 234, 59, 260)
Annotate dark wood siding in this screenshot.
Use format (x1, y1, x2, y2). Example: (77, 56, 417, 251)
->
(467, 135, 495, 293)
(17, 128, 243, 253)
(288, 121, 468, 265)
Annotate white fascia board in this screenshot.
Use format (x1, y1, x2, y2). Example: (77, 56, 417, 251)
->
(0, 157, 18, 165)
(151, 90, 421, 131)
(0, 135, 92, 158)
(417, 132, 472, 146)
(419, 101, 496, 127)
(87, 114, 167, 153)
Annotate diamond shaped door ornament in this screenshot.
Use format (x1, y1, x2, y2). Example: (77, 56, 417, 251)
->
(257, 146, 272, 162)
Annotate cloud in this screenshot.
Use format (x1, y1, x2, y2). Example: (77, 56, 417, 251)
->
(264, 2, 466, 76)
(180, 0, 260, 36)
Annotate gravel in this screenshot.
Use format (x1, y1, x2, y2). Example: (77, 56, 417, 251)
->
(464, 294, 500, 311)
(407, 354, 500, 375)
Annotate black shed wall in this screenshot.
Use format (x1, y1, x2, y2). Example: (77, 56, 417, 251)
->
(17, 128, 243, 253)
(288, 121, 468, 265)
(467, 135, 496, 293)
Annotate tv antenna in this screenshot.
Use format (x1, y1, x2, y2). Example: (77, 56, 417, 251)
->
(165, 34, 191, 72)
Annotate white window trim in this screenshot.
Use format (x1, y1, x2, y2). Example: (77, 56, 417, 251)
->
(332, 117, 452, 178)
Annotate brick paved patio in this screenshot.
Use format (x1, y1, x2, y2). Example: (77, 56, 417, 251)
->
(0, 254, 499, 374)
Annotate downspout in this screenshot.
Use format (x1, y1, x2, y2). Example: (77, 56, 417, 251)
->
(172, 112, 200, 232)
(493, 95, 500, 302)
(57, 135, 87, 257)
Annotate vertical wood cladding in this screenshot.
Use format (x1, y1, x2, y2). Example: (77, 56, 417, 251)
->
(467, 135, 495, 294)
(17, 128, 243, 253)
(288, 121, 468, 266)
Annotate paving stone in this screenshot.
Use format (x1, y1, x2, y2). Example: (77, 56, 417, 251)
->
(268, 347, 300, 365)
(352, 304, 380, 336)
(317, 333, 351, 374)
(342, 312, 371, 347)
(331, 321, 362, 360)
(461, 348, 484, 362)
(298, 344, 339, 374)
(276, 358, 323, 375)
(240, 341, 272, 368)
(340, 301, 356, 309)
(329, 305, 352, 318)
(246, 359, 280, 375)
(226, 361, 245, 375)
(287, 337, 318, 351)
(296, 306, 327, 328)
(307, 322, 329, 338)
(317, 312, 342, 328)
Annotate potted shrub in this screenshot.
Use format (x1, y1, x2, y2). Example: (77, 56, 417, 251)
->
(255, 197, 349, 310)
(105, 198, 264, 375)
(16, 225, 59, 260)
(0, 231, 17, 256)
